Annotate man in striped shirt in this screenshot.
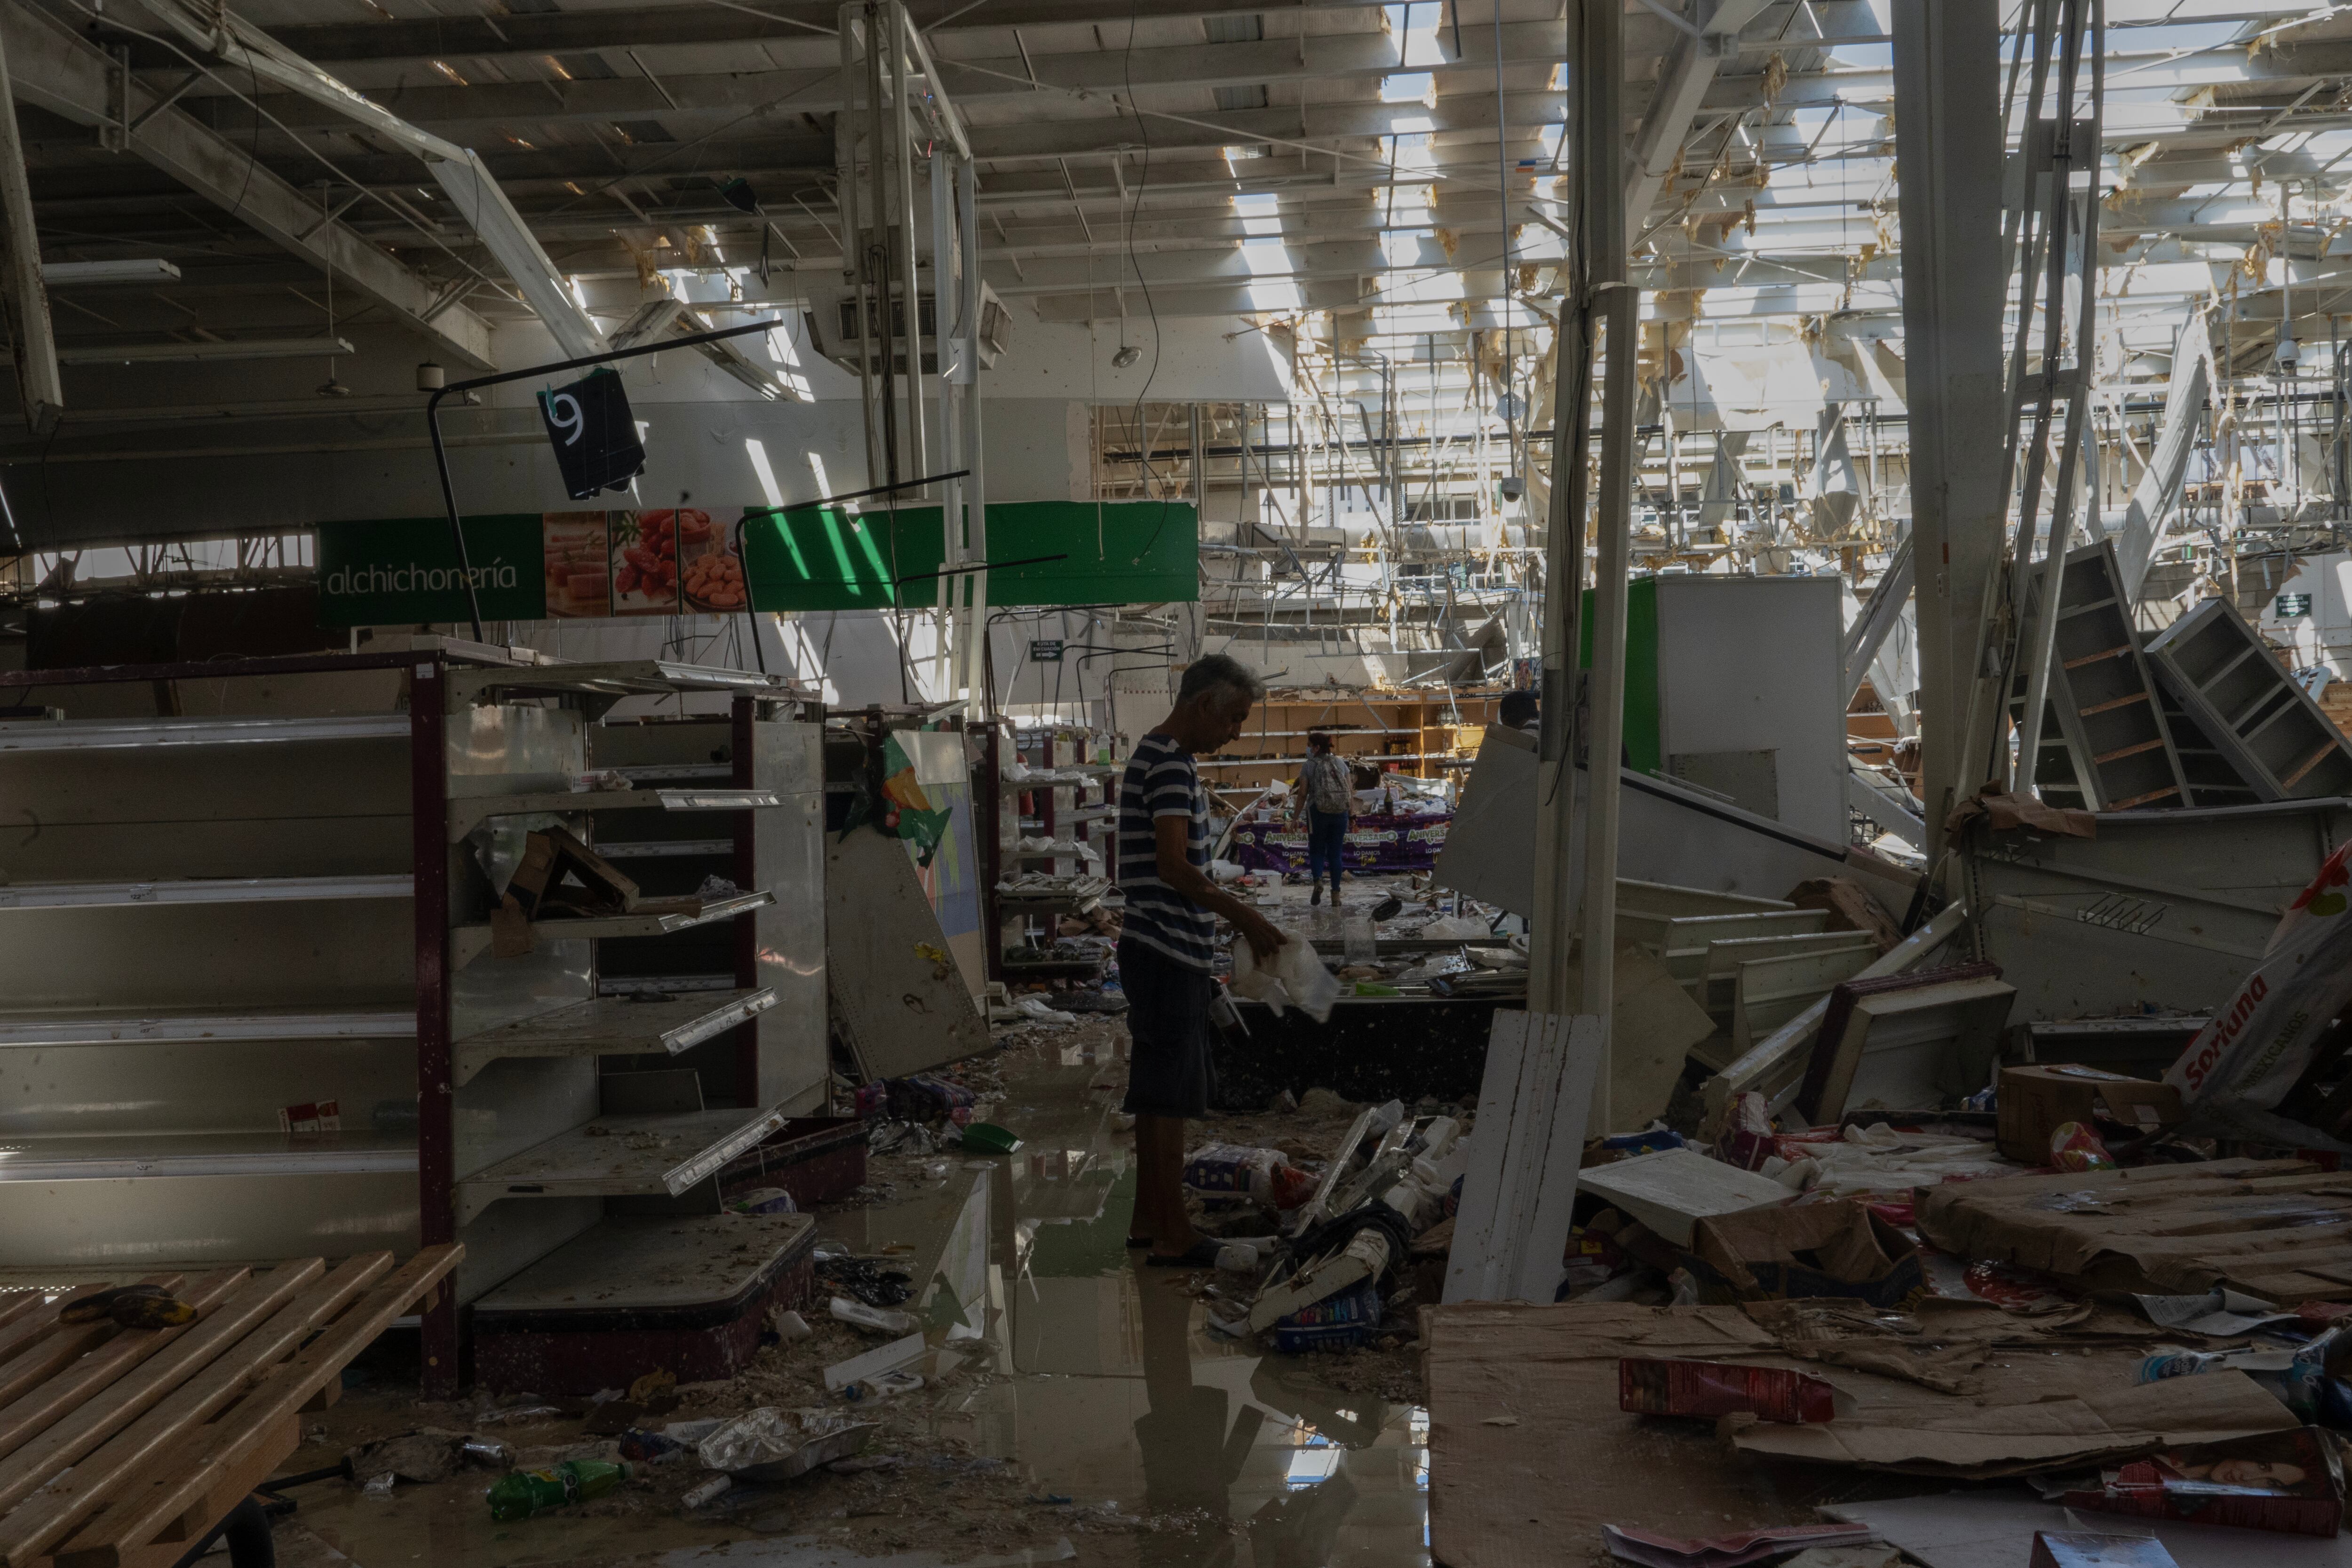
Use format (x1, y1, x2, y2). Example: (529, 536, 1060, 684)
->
(1119, 653, 1283, 1268)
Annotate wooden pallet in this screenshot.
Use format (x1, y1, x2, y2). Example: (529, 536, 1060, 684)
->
(0, 1245, 460, 1568)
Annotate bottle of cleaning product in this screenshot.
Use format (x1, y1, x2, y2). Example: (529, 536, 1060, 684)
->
(485, 1459, 634, 1520)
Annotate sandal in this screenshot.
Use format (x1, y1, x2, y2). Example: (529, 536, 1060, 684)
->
(1144, 1238, 1225, 1268)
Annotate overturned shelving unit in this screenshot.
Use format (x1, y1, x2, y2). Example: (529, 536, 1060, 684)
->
(2145, 595, 2352, 801)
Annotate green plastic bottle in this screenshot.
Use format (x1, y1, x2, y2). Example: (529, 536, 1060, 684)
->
(485, 1459, 634, 1521)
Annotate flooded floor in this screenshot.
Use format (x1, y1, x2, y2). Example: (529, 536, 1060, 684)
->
(286, 968, 1437, 1568)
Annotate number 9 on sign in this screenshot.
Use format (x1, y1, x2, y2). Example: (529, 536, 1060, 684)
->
(541, 390, 585, 447)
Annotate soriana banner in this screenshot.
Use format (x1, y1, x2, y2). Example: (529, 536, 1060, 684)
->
(2165, 841, 2352, 1151)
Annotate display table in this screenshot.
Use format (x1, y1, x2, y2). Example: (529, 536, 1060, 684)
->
(1227, 808, 1453, 877)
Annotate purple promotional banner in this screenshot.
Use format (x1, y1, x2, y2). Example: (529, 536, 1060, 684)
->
(1228, 811, 1452, 876)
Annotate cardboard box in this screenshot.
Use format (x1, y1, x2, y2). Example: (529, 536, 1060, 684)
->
(1685, 1199, 1924, 1308)
(1999, 1062, 2183, 1163)
(2059, 1424, 2345, 1537)
(1618, 1357, 1836, 1424)
(506, 826, 644, 919)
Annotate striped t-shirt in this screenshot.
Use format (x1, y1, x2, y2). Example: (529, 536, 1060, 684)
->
(1117, 731, 1218, 970)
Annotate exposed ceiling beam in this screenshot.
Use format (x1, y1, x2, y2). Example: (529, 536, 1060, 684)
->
(121, 93, 1565, 194)
(261, 0, 1394, 67)
(1624, 0, 1774, 229)
(0, 5, 495, 367)
(172, 24, 1576, 134)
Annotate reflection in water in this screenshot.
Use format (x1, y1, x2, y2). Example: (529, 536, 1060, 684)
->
(810, 1042, 1432, 1567)
(1133, 1254, 1253, 1567)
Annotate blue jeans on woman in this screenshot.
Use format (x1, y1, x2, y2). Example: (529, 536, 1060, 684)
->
(1306, 808, 1348, 901)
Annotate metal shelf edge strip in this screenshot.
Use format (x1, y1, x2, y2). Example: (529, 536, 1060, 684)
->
(0, 875, 412, 910)
(0, 1011, 417, 1046)
(0, 1146, 421, 1180)
(0, 716, 411, 752)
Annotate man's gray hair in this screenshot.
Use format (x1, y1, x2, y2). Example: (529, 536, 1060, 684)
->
(1176, 653, 1265, 705)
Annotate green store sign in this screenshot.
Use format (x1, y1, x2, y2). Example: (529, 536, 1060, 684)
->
(318, 515, 548, 625)
(317, 500, 1197, 626)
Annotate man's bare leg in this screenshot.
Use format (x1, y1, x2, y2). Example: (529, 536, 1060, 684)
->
(1133, 1113, 1202, 1255)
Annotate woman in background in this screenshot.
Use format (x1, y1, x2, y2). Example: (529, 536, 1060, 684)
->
(1293, 731, 1353, 907)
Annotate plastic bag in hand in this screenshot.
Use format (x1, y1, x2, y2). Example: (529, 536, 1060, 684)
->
(1229, 930, 1340, 1023)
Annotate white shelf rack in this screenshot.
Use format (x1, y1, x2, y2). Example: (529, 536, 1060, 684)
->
(0, 648, 827, 1404)
(455, 1103, 793, 1223)
(452, 987, 777, 1085)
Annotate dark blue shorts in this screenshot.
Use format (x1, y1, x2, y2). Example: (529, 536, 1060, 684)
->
(1117, 935, 1215, 1119)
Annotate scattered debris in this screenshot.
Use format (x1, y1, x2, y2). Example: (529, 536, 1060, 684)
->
(1600, 1522, 1883, 1568)
(693, 1408, 879, 1481)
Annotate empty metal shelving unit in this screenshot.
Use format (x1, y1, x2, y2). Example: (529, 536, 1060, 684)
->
(0, 647, 826, 1393)
(2144, 595, 2352, 802)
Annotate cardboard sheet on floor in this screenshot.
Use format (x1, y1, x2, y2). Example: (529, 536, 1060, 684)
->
(1915, 1158, 2352, 1303)
(1561, 943, 1717, 1126)
(1423, 1303, 1847, 1568)
(1423, 1301, 2297, 1568)
(1827, 1490, 2352, 1568)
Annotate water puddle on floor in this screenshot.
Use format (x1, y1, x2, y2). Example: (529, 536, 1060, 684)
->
(292, 1044, 1430, 1568)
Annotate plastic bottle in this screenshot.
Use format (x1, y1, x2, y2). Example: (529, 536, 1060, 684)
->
(485, 1459, 634, 1521)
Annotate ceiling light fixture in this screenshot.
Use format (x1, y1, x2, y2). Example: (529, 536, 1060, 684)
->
(40, 259, 182, 286)
(57, 337, 358, 365)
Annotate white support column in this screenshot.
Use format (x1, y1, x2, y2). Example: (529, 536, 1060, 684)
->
(1891, 0, 2008, 861)
(930, 141, 960, 703)
(1529, 0, 1628, 1119)
(956, 158, 989, 710)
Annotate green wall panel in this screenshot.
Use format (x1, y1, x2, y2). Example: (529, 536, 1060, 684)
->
(1578, 575, 1661, 774)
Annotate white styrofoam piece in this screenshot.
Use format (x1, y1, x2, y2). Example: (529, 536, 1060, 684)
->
(822, 1331, 928, 1393)
(1829, 1490, 2352, 1568)
(1516, 1015, 1606, 1303)
(1576, 1146, 1789, 1248)
(1443, 1010, 1605, 1304)
(1443, 1010, 1542, 1305)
